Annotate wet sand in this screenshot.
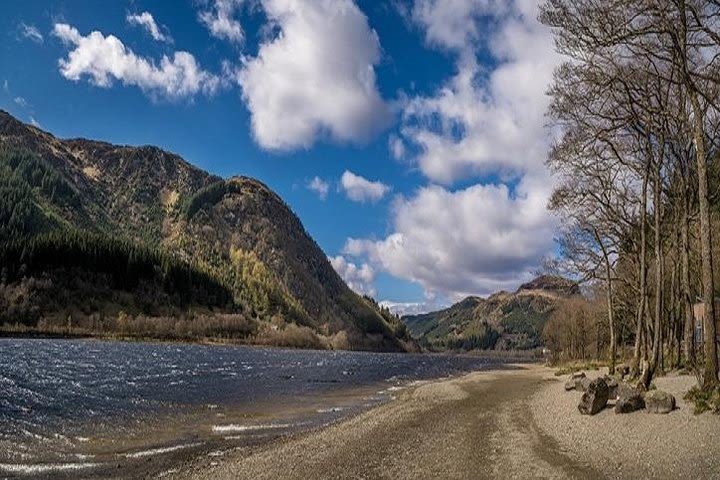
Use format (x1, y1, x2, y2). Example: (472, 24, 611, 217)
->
(167, 364, 720, 480)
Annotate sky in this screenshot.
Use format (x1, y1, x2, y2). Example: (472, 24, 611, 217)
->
(0, 0, 562, 315)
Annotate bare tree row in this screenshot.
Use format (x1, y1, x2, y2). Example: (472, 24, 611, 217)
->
(541, 0, 720, 390)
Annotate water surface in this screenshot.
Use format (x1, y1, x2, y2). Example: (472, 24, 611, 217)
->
(0, 338, 504, 476)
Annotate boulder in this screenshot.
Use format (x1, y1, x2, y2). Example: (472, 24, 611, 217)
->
(564, 380, 576, 391)
(576, 376, 593, 392)
(571, 371, 586, 380)
(615, 387, 645, 414)
(615, 382, 639, 399)
(603, 375, 619, 398)
(644, 390, 676, 414)
(578, 378, 609, 415)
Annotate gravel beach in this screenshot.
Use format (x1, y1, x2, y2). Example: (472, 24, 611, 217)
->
(163, 364, 720, 480)
(532, 368, 720, 478)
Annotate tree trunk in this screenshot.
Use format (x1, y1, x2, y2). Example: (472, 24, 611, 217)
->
(650, 152, 664, 382)
(681, 178, 695, 366)
(634, 163, 650, 380)
(679, 0, 718, 389)
(692, 90, 719, 389)
(596, 228, 616, 375)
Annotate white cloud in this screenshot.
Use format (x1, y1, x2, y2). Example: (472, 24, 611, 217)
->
(398, 0, 560, 185)
(307, 176, 329, 200)
(379, 300, 442, 317)
(127, 11, 172, 43)
(388, 134, 405, 160)
(329, 255, 376, 296)
(199, 0, 245, 44)
(3, 80, 8, 93)
(13, 97, 28, 108)
(52, 23, 221, 100)
(410, 0, 506, 52)
(236, 0, 390, 150)
(344, 0, 561, 298)
(345, 180, 555, 297)
(19, 23, 43, 43)
(29, 116, 41, 128)
(340, 170, 390, 203)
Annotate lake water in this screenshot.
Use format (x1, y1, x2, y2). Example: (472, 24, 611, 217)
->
(0, 338, 505, 477)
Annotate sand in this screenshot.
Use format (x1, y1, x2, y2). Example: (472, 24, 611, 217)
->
(166, 365, 720, 480)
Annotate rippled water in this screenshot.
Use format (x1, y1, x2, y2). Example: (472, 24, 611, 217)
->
(0, 338, 502, 476)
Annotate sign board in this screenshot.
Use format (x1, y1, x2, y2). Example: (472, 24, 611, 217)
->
(693, 299, 720, 344)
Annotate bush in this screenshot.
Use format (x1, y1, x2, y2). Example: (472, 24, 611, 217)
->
(684, 386, 720, 414)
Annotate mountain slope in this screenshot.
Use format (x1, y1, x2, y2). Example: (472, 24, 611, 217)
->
(403, 275, 580, 350)
(0, 110, 412, 351)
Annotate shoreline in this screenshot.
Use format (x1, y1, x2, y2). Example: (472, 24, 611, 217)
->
(165, 364, 719, 480)
(1, 340, 514, 479)
(0, 333, 542, 361)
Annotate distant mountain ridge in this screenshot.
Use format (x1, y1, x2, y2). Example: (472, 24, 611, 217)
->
(0, 110, 413, 351)
(402, 275, 580, 351)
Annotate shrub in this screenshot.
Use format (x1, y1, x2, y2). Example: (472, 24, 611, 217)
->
(684, 386, 720, 414)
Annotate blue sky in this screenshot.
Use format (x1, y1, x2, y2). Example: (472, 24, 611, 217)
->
(0, 0, 561, 314)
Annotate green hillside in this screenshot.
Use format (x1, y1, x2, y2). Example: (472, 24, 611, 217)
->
(403, 276, 580, 351)
(0, 111, 415, 351)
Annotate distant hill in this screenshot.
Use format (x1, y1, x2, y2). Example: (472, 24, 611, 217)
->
(402, 275, 580, 351)
(0, 110, 414, 351)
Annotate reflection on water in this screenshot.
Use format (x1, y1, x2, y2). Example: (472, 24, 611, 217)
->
(0, 338, 502, 475)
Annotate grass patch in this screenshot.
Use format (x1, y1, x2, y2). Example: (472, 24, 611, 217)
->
(684, 386, 720, 414)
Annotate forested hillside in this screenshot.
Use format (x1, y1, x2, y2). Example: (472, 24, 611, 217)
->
(403, 275, 579, 351)
(0, 111, 414, 351)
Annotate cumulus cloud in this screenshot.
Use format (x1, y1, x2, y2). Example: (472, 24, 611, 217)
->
(126, 11, 172, 43)
(306, 176, 329, 200)
(199, 0, 245, 43)
(340, 170, 390, 203)
(345, 180, 554, 297)
(342, 0, 561, 298)
(19, 23, 43, 43)
(329, 255, 376, 296)
(410, 0, 504, 52)
(236, 0, 390, 150)
(401, 1, 559, 184)
(52, 23, 221, 100)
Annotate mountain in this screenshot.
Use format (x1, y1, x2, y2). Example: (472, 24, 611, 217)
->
(402, 275, 580, 351)
(0, 110, 414, 351)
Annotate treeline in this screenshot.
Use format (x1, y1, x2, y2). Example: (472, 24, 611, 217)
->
(362, 295, 410, 340)
(0, 229, 233, 310)
(181, 179, 243, 220)
(540, 0, 720, 391)
(0, 147, 68, 238)
(437, 329, 501, 351)
(227, 247, 312, 326)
